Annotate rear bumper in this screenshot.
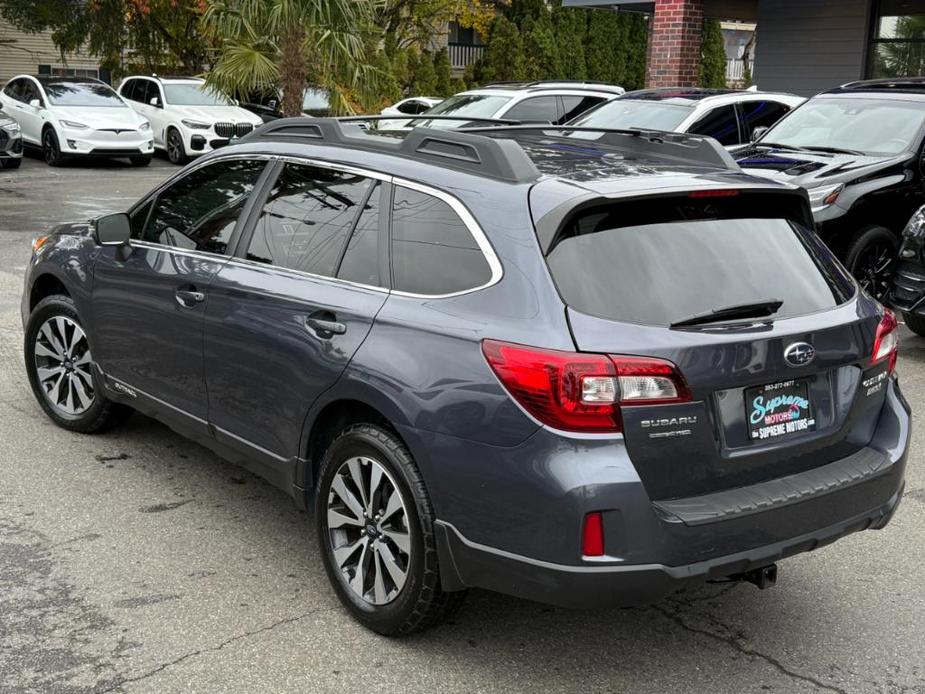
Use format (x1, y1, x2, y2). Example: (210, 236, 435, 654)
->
(419, 378, 910, 608)
(436, 485, 903, 609)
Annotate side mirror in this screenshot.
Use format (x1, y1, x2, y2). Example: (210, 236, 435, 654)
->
(29, 99, 41, 109)
(149, 97, 161, 108)
(751, 125, 770, 142)
(95, 213, 131, 247)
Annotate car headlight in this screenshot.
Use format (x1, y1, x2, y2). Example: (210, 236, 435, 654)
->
(60, 120, 89, 130)
(139, 121, 151, 132)
(807, 183, 845, 212)
(1, 120, 20, 133)
(181, 119, 210, 130)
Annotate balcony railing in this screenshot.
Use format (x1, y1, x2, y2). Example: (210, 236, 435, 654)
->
(449, 42, 485, 69)
(726, 58, 755, 85)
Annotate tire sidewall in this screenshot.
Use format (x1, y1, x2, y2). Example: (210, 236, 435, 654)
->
(43, 127, 63, 166)
(315, 427, 428, 633)
(24, 295, 108, 430)
(167, 128, 187, 165)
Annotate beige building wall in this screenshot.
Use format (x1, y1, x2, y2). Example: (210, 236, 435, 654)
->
(0, 17, 102, 85)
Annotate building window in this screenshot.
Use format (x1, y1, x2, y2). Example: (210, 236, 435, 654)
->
(36, 64, 100, 79)
(869, 0, 925, 78)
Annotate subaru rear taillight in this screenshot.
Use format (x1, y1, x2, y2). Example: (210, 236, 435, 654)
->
(481, 340, 691, 433)
(871, 309, 899, 373)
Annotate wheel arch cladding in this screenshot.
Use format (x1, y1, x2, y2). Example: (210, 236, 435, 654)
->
(30, 273, 70, 311)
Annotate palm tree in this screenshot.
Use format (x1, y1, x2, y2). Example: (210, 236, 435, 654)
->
(201, 0, 379, 117)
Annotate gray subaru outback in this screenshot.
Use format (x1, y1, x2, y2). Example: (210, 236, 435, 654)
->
(20, 119, 910, 635)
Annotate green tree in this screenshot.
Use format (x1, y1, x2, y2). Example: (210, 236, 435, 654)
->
(521, 12, 561, 81)
(0, 0, 207, 75)
(623, 13, 648, 90)
(552, 5, 587, 80)
(410, 49, 438, 95)
(700, 18, 727, 88)
(369, 49, 402, 109)
(433, 48, 453, 96)
(475, 14, 526, 83)
(585, 9, 626, 86)
(201, 0, 378, 116)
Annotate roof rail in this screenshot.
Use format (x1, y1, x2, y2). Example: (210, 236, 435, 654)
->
(480, 80, 625, 94)
(462, 125, 740, 171)
(242, 117, 541, 183)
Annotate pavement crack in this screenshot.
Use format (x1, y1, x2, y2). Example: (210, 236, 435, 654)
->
(97, 606, 336, 692)
(651, 604, 848, 694)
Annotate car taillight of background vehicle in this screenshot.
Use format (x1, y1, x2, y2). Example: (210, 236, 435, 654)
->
(872, 309, 899, 373)
(481, 340, 691, 433)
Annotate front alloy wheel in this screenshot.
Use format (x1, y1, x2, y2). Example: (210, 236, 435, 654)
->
(327, 456, 411, 605)
(43, 129, 64, 166)
(166, 128, 187, 165)
(854, 240, 895, 302)
(34, 315, 95, 416)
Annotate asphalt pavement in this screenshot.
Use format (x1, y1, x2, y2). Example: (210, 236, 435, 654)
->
(0, 153, 923, 694)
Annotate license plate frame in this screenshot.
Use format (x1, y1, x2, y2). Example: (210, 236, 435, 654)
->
(745, 378, 815, 441)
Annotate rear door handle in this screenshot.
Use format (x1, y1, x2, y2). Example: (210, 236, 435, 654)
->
(305, 312, 347, 339)
(175, 288, 205, 307)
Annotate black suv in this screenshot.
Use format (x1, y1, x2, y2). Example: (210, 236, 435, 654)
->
(734, 78, 925, 300)
(21, 120, 909, 635)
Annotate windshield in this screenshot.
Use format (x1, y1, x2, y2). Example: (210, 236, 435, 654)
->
(45, 82, 125, 107)
(164, 83, 229, 106)
(570, 99, 693, 130)
(302, 89, 330, 111)
(412, 94, 513, 128)
(760, 97, 925, 155)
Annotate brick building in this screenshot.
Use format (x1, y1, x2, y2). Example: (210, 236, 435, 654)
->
(564, 0, 925, 97)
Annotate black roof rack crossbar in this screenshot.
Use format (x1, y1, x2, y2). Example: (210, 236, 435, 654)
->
(337, 114, 524, 126)
(461, 125, 740, 171)
(243, 117, 540, 183)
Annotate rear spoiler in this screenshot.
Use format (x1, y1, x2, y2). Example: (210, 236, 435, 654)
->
(533, 186, 815, 255)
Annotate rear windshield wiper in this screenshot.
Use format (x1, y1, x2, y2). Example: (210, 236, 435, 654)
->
(670, 300, 783, 329)
(799, 145, 865, 156)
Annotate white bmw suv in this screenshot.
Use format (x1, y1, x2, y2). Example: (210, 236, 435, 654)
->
(119, 75, 263, 165)
(0, 75, 154, 166)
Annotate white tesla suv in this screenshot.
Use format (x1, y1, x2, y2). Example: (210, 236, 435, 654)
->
(0, 75, 153, 166)
(119, 75, 263, 165)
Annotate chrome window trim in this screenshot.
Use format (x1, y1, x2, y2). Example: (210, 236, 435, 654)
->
(240, 156, 504, 299)
(389, 176, 503, 299)
(224, 255, 389, 295)
(131, 239, 232, 263)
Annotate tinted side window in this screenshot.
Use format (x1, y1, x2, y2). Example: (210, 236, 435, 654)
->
(740, 100, 791, 138)
(120, 79, 136, 101)
(560, 95, 607, 123)
(140, 159, 266, 253)
(21, 80, 41, 105)
(688, 105, 740, 145)
(246, 163, 372, 277)
(504, 96, 560, 123)
(337, 183, 382, 286)
(391, 187, 492, 295)
(3, 79, 24, 102)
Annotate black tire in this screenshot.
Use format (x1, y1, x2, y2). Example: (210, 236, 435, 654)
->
(130, 154, 152, 167)
(844, 225, 898, 303)
(0, 157, 21, 169)
(903, 311, 925, 337)
(24, 295, 129, 433)
(42, 127, 66, 167)
(165, 128, 188, 165)
(316, 423, 466, 636)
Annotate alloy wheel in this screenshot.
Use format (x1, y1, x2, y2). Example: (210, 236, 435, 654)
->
(326, 456, 411, 606)
(167, 131, 183, 163)
(43, 131, 58, 165)
(854, 241, 895, 302)
(33, 315, 95, 416)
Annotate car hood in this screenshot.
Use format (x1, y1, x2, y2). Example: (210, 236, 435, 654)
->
(171, 105, 263, 125)
(51, 107, 146, 130)
(733, 146, 912, 188)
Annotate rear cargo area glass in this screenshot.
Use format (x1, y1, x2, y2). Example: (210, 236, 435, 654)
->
(547, 216, 844, 327)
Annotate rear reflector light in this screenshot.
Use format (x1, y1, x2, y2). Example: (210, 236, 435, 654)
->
(871, 309, 899, 372)
(481, 340, 691, 433)
(582, 512, 605, 557)
(688, 189, 740, 198)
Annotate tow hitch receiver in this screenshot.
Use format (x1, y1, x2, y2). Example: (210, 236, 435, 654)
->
(733, 564, 778, 590)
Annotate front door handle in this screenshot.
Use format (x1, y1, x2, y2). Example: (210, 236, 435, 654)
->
(175, 288, 205, 308)
(305, 312, 347, 339)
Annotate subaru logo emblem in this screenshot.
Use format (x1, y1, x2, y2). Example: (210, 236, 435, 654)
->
(784, 342, 815, 367)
